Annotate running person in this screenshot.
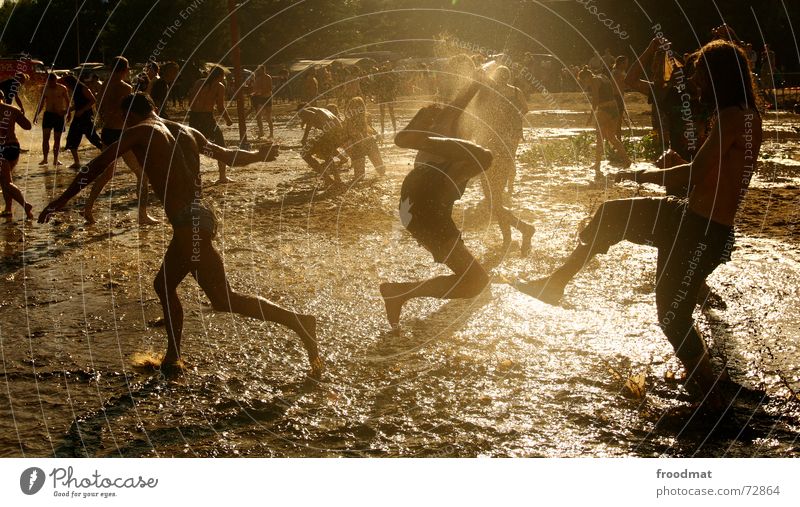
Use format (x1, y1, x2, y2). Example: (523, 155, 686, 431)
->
(60, 75, 103, 168)
(33, 73, 70, 167)
(39, 93, 322, 378)
(474, 66, 535, 255)
(379, 77, 493, 331)
(0, 98, 33, 219)
(84, 56, 156, 224)
(517, 41, 762, 411)
(188, 65, 234, 184)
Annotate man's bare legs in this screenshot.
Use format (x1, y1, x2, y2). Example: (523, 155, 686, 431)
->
(481, 158, 534, 256)
(52, 130, 62, 166)
(379, 242, 489, 330)
(592, 112, 630, 176)
(154, 229, 322, 378)
(380, 103, 396, 136)
(39, 128, 51, 165)
(0, 160, 33, 219)
(83, 152, 157, 224)
(516, 242, 591, 304)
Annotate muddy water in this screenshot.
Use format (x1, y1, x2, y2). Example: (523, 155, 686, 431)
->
(1, 101, 799, 457)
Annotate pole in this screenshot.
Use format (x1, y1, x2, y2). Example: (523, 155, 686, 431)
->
(227, 0, 248, 147)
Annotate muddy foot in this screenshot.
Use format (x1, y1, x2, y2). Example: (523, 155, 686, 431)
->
(379, 282, 404, 332)
(38, 159, 48, 166)
(82, 208, 96, 225)
(215, 177, 234, 185)
(24, 203, 34, 220)
(514, 276, 565, 305)
(138, 214, 159, 226)
(521, 226, 535, 257)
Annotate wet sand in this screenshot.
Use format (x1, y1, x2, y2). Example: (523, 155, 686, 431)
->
(1, 95, 799, 457)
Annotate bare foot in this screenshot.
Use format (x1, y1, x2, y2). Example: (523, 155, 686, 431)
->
(38, 159, 48, 165)
(514, 276, 564, 305)
(24, 203, 34, 220)
(68, 162, 81, 169)
(379, 282, 404, 332)
(295, 314, 323, 379)
(54, 160, 63, 166)
(138, 214, 159, 226)
(215, 177, 234, 185)
(521, 225, 535, 257)
(83, 208, 96, 224)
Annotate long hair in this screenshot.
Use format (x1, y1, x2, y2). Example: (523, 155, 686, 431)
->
(695, 40, 761, 114)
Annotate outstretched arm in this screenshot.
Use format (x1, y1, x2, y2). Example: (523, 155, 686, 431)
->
(38, 131, 136, 222)
(188, 126, 278, 166)
(616, 109, 735, 188)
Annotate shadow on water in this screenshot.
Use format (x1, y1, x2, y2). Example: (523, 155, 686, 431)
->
(54, 373, 320, 457)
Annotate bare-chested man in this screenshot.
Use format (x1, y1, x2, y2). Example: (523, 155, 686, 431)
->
(517, 41, 762, 412)
(33, 73, 70, 166)
(0, 95, 33, 219)
(380, 77, 493, 331)
(188, 65, 234, 184)
(250, 65, 274, 139)
(39, 93, 322, 378)
(84, 56, 155, 225)
(298, 105, 348, 187)
(59, 74, 104, 168)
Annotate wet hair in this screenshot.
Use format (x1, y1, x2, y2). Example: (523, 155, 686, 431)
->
(613, 56, 628, 71)
(694, 40, 761, 113)
(111, 56, 129, 74)
(203, 64, 228, 87)
(146, 61, 160, 74)
(46, 72, 57, 83)
(121, 92, 155, 117)
(577, 68, 593, 82)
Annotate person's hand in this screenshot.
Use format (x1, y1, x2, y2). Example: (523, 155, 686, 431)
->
(258, 143, 279, 162)
(38, 198, 66, 224)
(614, 170, 640, 183)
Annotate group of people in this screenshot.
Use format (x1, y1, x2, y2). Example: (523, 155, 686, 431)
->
(0, 28, 764, 416)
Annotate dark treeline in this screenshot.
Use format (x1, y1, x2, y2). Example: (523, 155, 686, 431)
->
(0, 0, 797, 70)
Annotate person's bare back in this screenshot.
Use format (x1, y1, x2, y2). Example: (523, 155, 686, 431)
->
(98, 78, 133, 129)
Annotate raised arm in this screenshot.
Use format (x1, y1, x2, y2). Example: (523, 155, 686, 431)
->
(625, 38, 661, 95)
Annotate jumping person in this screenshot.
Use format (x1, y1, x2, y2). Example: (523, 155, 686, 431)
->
(188, 65, 234, 184)
(517, 41, 762, 411)
(0, 95, 33, 219)
(84, 56, 156, 224)
(379, 77, 493, 331)
(33, 73, 70, 166)
(39, 93, 322, 378)
(59, 75, 104, 168)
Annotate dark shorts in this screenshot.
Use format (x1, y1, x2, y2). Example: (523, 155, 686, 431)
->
(303, 129, 344, 160)
(251, 94, 273, 110)
(189, 111, 225, 146)
(42, 111, 65, 132)
(170, 203, 218, 239)
(101, 128, 123, 147)
(405, 210, 464, 264)
(0, 143, 21, 162)
(65, 113, 103, 150)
